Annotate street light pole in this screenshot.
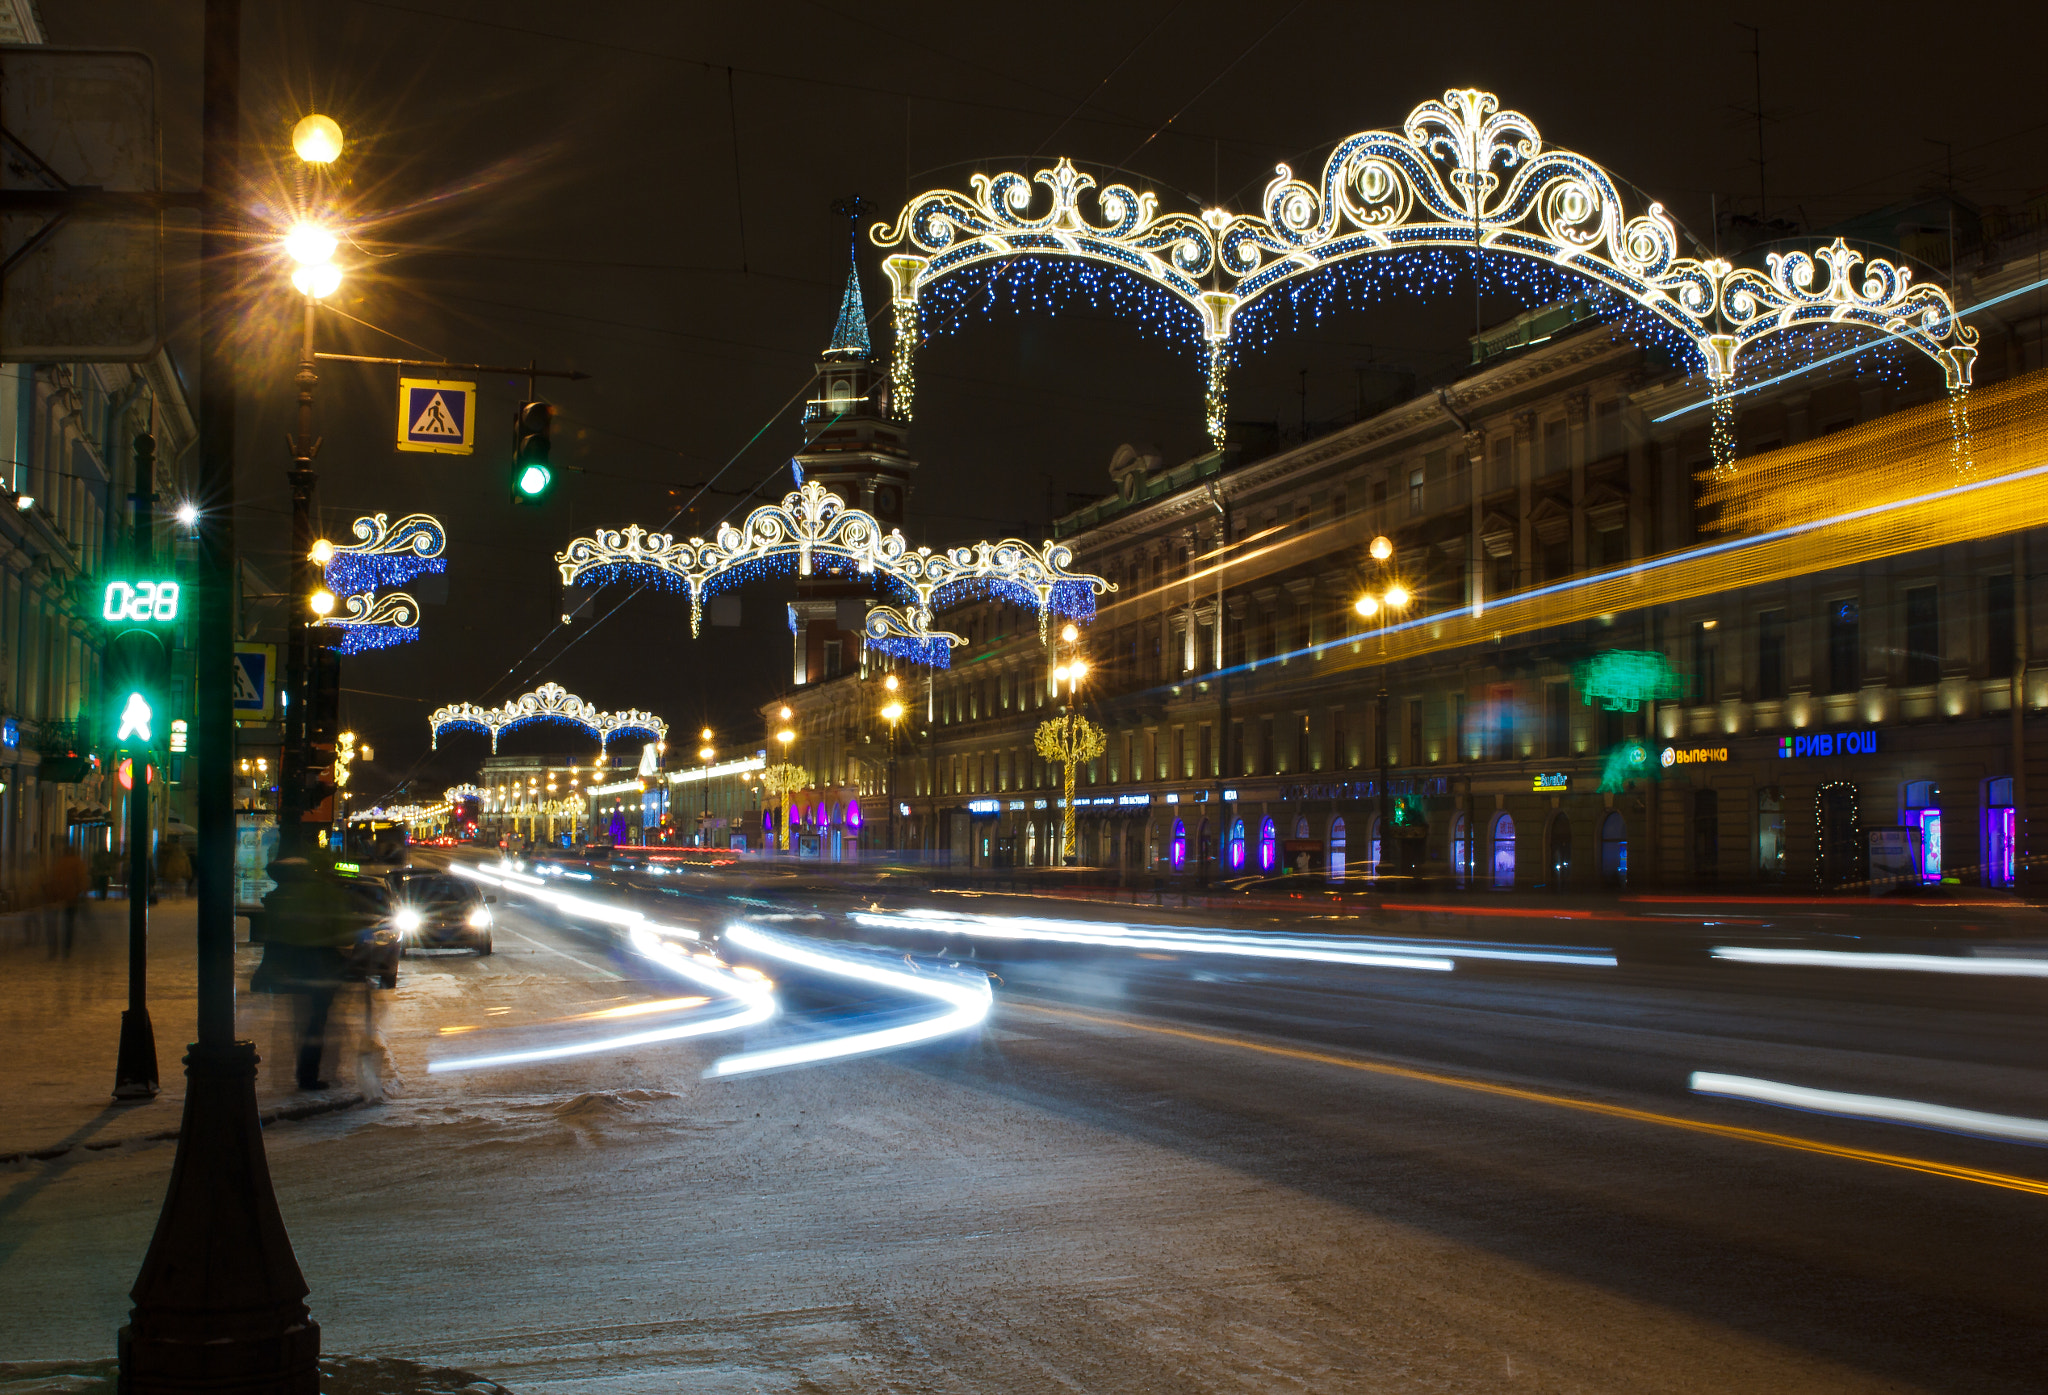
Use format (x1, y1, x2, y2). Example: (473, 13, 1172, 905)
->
(113, 430, 160, 1101)
(1355, 536, 1407, 880)
(120, 3, 324, 1387)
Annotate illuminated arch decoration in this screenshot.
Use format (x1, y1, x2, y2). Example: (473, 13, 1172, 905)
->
(554, 479, 1110, 668)
(316, 512, 447, 655)
(872, 88, 1977, 467)
(427, 682, 669, 753)
(444, 783, 485, 804)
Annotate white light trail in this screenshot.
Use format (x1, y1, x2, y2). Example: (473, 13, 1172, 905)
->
(1691, 1072, 2048, 1147)
(1711, 946, 2048, 977)
(430, 866, 770, 1073)
(843, 907, 1610, 971)
(707, 922, 992, 1078)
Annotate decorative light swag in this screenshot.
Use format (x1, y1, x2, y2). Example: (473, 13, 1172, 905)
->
(872, 88, 1978, 466)
(428, 681, 668, 753)
(554, 480, 1111, 667)
(316, 512, 447, 654)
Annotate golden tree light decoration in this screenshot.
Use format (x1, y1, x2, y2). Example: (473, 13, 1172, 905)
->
(759, 762, 812, 852)
(1034, 713, 1105, 863)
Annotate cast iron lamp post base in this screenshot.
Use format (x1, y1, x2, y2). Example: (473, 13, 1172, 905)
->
(118, 1041, 318, 1393)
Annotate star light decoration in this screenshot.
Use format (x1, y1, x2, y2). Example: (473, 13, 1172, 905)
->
(427, 681, 667, 753)
(315, 513, 446, 654)
(872, 88, 1978, 468)
(554, 480, 1111, 668)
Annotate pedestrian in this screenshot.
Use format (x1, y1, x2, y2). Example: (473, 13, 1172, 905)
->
(89, 846, 117, 899)
(43, 847, 89, 959)
(159, 839, 193, 898)
(253, 852, 381, 1090)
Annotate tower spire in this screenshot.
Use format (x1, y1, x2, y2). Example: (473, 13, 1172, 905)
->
(824, 195, 873, 360)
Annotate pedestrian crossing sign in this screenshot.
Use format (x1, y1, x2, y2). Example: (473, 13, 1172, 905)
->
(397, 377, 475, 455)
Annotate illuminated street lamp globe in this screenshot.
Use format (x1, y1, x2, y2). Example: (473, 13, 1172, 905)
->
(1370, 535, 1394, 562)
(1061, 623, 1079, 643)
(882, 702, 904, 723)
(1384, 584, 1411, 609)
(1354, 595, 1378, 618)
(309, 588, 336, 617)
(291, 113, 344, 165)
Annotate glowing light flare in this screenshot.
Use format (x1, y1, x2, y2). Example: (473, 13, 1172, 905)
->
(283, 222, 337, 267)
(291, 263, 341, 299)
(706, 922, 992, 1077)
(1691, 1072, 2048, 1146)
(291, 113, 343, 164)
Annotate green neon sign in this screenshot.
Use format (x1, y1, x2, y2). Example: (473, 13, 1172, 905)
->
(101, 579, 181, 624)
(1574, 649, 1684, 712)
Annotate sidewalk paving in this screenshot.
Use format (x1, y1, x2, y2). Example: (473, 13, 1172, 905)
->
(0, 897, 382, 1165)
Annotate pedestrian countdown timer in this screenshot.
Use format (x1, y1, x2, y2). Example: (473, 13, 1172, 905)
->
(102, 579, 179, 623)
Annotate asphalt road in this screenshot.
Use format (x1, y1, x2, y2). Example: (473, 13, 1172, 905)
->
(5, 859, 2045, 1392)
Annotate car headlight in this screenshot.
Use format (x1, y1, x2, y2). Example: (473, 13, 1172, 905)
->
(466, 905, 491, 930)
(393, 908, 423, 934)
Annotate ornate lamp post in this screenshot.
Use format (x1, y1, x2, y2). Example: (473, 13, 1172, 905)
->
(279, 115, 345, 857)
(880, 673, 904, 855)
(1035, 626, 1103, 865)
(1354, 535, 1411, 879)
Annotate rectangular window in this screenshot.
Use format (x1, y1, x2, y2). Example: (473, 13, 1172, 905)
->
(1905, 585, 1940, 686)
(1490, 683, 1516, 761)
(1332, 709, 1349, 770)
(1692, 622, 1717, 705)
(1230, 720, 1245, 776)
(1424, 449, 1446, 513)
(1989, 573, 2017, 679)
(1545, 681, 1569, 758)
(1828, 599, 1860, 695)
(1408, 467, 1425, 515)
(1453, 695, 1468, 762)
(1147, 730, 1160, 782)
(1593, 526, 1626, 569)
(1172, 726, 1186, 780)
(1490, 434, 1514, 492)
(1258, 716, 1274, 773)
(1600, 706, 1623, 752)
(1757, 609, 1786, 700)
(1406, 699, 1423, 768)
(1542, 419, 1567, 475)
(1595, 398, 1623, 458)
(1297, 712, 1311, 772)
(1199, 723, 1213, 779)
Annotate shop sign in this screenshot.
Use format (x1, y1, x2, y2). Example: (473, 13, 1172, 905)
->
(1116, 793, 1150, 806)
(0, 717, 15, 747)
(966, 798, 1001, 815)
(1660, 745, 1729, 767)
(1533, 772, 1570, 791)
(1163, 792, 1180, 803)
(1281, 777, 1449, 802)
(1007, 800, 1028, 811)
(1031, 799, 1048, 809)
(1778, 729, 1879, 759)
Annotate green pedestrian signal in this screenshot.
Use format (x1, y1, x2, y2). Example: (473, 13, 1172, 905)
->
(510, 399, 554, 505)
(116, 691, 153, 745)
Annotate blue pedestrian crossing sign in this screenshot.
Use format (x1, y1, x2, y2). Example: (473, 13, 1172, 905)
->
(397, 377, 475, 455)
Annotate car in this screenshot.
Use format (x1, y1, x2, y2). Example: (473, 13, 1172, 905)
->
(386, 868, 495, 955)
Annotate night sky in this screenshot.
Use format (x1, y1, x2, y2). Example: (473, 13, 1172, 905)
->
(47, 0, 2048, 806)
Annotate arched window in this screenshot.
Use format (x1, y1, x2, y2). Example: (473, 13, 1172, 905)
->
(1599, 810, 1627, 885)
(1227, 818, 1246, 870)
(1170, 819, 1187, 871)
(1451, 813, 1470, 888)
(1548, 812, 1573, 887)
(1258, 817, 1278, 872)
(1491, 812, 1516, 888)
(1329, 817, 1347, 882)
(846, 798, 862, 829)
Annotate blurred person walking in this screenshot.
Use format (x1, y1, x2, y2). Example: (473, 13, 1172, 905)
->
(158, 838, 193, 896)
(43, 847, 89, 959)
(252, 853, 382, 1090)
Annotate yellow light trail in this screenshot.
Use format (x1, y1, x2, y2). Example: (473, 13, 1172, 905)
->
(1020, 1004, 2048, 1198)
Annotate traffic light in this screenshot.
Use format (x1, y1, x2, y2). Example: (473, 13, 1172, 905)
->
(106, 629, 167, 761)
(511, 399, 554, 504)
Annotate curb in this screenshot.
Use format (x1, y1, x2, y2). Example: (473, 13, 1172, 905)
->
(1, 1090, 368, 1166)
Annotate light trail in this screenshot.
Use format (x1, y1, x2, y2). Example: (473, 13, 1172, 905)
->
(1711, 946, 2048, 978)
(430, 864, 774, 1072)
(1691, 1073, 2048, 1147)
(707, 922, 993, 1078)
(848, 906, 1617, 969)
(1019, 1004, 2048, 1198)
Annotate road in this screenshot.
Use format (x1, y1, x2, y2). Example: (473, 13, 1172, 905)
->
(4, 858, 2045, 1392)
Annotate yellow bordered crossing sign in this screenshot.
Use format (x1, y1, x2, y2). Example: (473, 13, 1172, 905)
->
(397, 377, 476, 455)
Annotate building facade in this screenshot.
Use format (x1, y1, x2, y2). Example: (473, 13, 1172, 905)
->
(772, 200, 2048, 889)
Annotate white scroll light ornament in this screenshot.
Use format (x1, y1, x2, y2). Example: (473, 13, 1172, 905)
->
(313, 512, 446, 654)
(554, 479, 1111, 668)
(871, 88, 1977, 471)
(427, 681, 668, 754)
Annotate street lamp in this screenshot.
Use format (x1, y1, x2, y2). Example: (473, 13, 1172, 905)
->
(880, 690, 905, 855)
(1356, 535, 1411, 881)
(280, 113, 345, 860)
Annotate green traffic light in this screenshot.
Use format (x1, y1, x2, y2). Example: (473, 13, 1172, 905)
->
(515, 462, 552, 498)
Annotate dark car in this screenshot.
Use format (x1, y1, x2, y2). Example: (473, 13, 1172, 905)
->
(386, 869, 495, 955)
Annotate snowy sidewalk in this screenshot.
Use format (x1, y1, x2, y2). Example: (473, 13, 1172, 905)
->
(0, 899, 383, 1164)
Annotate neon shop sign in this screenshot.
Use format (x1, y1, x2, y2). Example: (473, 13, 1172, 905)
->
(1778, 729, 1879, 759)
